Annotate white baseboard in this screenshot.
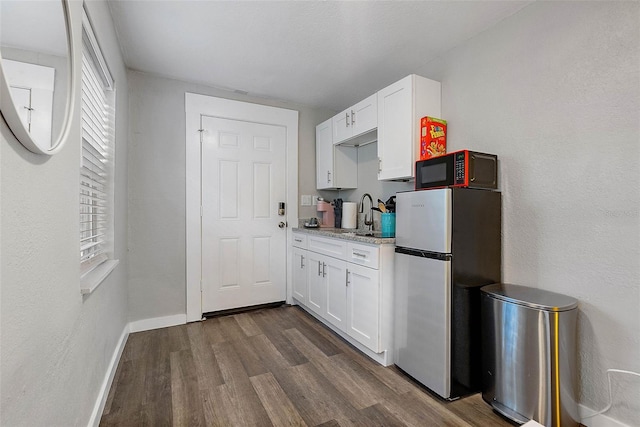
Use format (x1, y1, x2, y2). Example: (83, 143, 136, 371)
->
(580, 404, 630, 427)
(129, 313, 187, 333)
(87, 324, 129, 427)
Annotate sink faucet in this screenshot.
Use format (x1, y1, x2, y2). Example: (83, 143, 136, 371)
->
(359, 193, 374, 231)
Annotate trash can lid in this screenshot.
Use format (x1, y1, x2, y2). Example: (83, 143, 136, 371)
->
(481, 283, 578, 312)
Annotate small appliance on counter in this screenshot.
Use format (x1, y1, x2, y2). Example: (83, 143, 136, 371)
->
(316, 199, 334, 228)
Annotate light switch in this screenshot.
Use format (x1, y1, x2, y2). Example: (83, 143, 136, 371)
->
(301, 195, 312, 206)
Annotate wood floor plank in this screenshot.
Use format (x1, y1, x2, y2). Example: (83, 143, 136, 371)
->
(201, 385, 242, 427)
(277, 307, 343, 357)
(201, 317, 227, 345)
(251, 309, 309, 366)
(170, 350, 206, 426)
(166, 324, 190, 353)
(249, 333, 292, 372)
(287, 306, 357, 354)
(143, 329, 172, 406)
(380, 390, 473, 427)
(186, 322, 224, 390)
(250, 372, 308, 426)
(271, 362, 360, 426)
(358, 403, 406, 427)
(313, 355, 378, 410)
(139, 399, 173, 427)
(283, 327, 331, 361)
(217, 315, 248, 342)
(100, 359, 147, 425)
(212, 341, 274, 426)
(235, 312, 263, 336)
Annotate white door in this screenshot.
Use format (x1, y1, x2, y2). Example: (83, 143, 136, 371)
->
(201, 116, 287, 313)
(332, 109, 352, 144)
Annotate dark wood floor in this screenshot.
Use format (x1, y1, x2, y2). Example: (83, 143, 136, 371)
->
(100, 305, 514, 426)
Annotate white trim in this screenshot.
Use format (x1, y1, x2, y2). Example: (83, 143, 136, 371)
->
(579, 404, 630, 427)
(128, 314, 187, 333)
(80, 260, 119, 295)
(87, 324, 129, 427)
(185, 93, 299, 322)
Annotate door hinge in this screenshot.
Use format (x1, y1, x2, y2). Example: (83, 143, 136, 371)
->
(200, 206, 203, 217)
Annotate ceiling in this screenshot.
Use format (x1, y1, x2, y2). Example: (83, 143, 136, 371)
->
(108, 1, 530, 111)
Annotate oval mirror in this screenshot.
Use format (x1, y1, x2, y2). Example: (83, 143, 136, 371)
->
(0, 0, 74, 155)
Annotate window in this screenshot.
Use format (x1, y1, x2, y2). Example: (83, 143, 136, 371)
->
(80, 7, 117, 293)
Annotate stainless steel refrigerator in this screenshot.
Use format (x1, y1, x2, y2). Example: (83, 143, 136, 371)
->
(394, 187, 501, 399)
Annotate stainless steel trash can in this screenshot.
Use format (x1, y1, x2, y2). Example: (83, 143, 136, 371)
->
(481, 284, 579, 427)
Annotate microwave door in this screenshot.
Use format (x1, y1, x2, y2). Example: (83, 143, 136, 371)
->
(396, 189, 452, 253)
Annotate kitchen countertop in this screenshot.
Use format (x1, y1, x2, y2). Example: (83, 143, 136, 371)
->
(292, 227, 395, 245)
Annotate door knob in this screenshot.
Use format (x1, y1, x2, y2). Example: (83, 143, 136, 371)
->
(278, 222, 286, 229)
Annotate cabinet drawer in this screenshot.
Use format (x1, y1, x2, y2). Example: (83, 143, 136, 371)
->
(347, 243, 379, 269)
(292, 232, 308, 249)
(308, 236, 347, 259)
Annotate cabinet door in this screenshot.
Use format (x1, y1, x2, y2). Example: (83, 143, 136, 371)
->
(306, 252, 325, 315)
(324, 255, 347, 332)
(346, 263, 380, 352)
(316, 118, 334, 189)
(332, 109, 352, 144)
(377, 75, 413, 181)
(350, 94, 377, 137)
(292, 248, 307, 304)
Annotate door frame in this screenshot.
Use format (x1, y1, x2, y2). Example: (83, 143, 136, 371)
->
(185, 93, 299, 322)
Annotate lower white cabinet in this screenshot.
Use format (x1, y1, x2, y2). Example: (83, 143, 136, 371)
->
(292, 247, 307, 304)
(324, 255, 347, 331)
(306, 251, 325, 315)
(346, 263, 380, 352)
(291, 231, 394, 365)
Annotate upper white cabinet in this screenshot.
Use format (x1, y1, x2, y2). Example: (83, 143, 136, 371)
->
(332, 94, 378, 145)
(377, 75, 441, 181)
(316, 118, 357, 190)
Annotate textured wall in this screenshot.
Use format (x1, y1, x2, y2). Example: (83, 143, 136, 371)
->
(0, 1, 129, 425)
(126, 71, 332, 322)
(418, 2, 640, 423)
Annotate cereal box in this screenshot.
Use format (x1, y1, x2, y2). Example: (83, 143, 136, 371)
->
(420, 117, 447, 160)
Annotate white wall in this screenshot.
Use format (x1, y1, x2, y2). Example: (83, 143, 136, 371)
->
(0, 1, 129, 425)
(417, 2, 639, 423)
(127, 71, 332, 322)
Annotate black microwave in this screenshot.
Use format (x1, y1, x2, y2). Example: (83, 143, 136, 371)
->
(415, 150, 498, 190)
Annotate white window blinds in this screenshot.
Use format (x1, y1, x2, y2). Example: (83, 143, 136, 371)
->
(80, 8, 114, 274)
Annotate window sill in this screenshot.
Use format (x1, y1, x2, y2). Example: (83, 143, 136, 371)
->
(80, 259, 119, 295)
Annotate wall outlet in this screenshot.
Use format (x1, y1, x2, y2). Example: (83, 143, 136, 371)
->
(301, 195, 312, 206)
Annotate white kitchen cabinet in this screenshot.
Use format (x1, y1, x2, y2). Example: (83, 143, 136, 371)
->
(346, 263, 380, 352)
(332, 93, 377, 145)
(290, 232, 395, 366)
(306, 251, 325, 316)
(377, 74, 441, 181)
(324, 255, 347, 332)
(292, 247, 307, 304)
(316, 118, 357, 190)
